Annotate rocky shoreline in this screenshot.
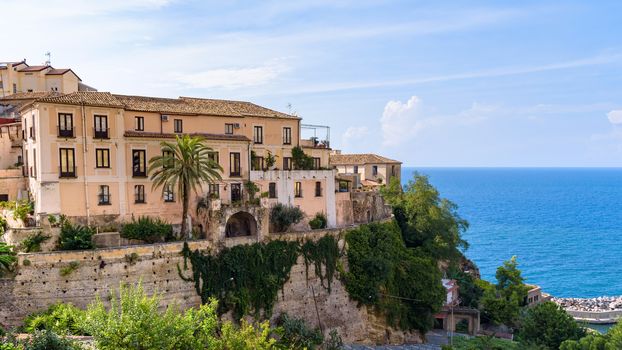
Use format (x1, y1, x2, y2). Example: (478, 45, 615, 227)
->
(552, 296, 622, 312)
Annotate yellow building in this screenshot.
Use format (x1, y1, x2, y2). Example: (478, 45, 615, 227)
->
(330, 152, 402, 188)
(8, 91, 340, 231)
(0, 60, 85, 96)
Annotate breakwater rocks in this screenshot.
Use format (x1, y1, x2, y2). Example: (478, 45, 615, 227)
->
(553, 296, 622, 312)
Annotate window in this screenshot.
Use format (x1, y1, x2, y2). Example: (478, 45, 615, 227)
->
(32, 149, 37, 178)
(95, 149, 110, 168)
(98, 185, 110, 205)
(353, 165, 358, 174)
(253, 126, 263, 144)
(268, 182, 277, 198)
(132, 150, 146, 177)
(208, 151, 219, 165)
(313, 157, 321, 170)
(59, 148, 76, 178)
(134, 185, 145, 203)
(174, 119, 183, 133)
(135, 116, 144, 131)
(315, 181, 322, 197)
(230, 152, 241, 176)
(29, 115, 35, 140)
(162, 150, 174, 169)
(164, 184, 174, 202)
(230, 183, 242, 202)
(58, 113, 74, 137)
(338, 180, 349, 192)
(208, 184, 219, 199)
(0, 194, 8, 202)
(283, 127, 292, 145)
(23, 120, 26, 140)
(252, 156, 264, 171)
(295, 182, 302, 198)
(372, 165, 378, 176)
(94, 115, 109, 139)
(12, 83, 17, 94)
(225, 123, 234, 135)
(391, 165, 396, 177)
(283, 157, 292, 171)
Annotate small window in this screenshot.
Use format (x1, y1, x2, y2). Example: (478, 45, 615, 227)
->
(315, 181, 322, 197)
(253, 126, 263, 144)
(162, 150, 174, 169)
(268, 182, 277, 198)
(283, 157, 292, 171)
(208, 151, 219, 165)
(283, 127, 292, 145)
(174, 119, 183, 133)
(12, 83, 17, 94)
(372, 165, 378, 176)
(135, 116, 144, 131)
(208, 184, 219, 199)
(134, 185, 145, 203)
(252, 156, 264, 171)
(98, 185, 111, 205)
(295, 182, 302, 198)
(95, 148, 110, 168)
(32, 149, 37, 178)
(391, 165, 396, 177)
(339, 181, 349, 192)
(353, 165, 358, 174)
(94, 115, 109, 139)
(313, 157, 321, 170)
(164, 184, 175, 202)
(230, 152, 241, 176)
(225, 123, 234, 135)
(132, 150, 146, 177)
(58, 113, 74, 137)
(59, 148, 76, 178)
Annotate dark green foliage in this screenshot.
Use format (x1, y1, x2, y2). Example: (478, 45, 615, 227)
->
(448, 335, 523, 349)
(23, 303, 88, 336)
(59, 262, 80, 277)
(20, 231, 51, 253)
(0, 242, 17, 276)
(22, 330, 82, 350)
(180, 240, 300, 319)
(291, 146, 314, 170)
(12, 200, 33, 223)
(0, 215, 7, 235)
(120, 216, 174, 243)
(343, 221, 445, 333)
(275, 313, 323, 350)
(308, 213, 327, 230)
(518, 302, 585, 350)
(57, 221, 94, 251)
(325, 329, 344, 350)
(388, 173, 469, 263)
(270, 203, 304, 232)
(245, 181, 260, 205)
(448, 267, 483, 308)
(300, 235, 339, 292)
(478, 257, 530, 327)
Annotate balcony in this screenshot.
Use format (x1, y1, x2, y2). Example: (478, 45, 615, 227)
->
(301, 124, 330, 149)
(94, 128, 109, 139)
(59, 166, 77, 178)
(57, 127, 75, 138)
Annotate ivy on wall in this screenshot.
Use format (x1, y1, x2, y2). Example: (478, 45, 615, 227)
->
(300, 235, 340, 293)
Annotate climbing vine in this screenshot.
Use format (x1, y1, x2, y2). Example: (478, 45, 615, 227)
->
(300, 235, 340, 293)
(179, 235, 341, 320)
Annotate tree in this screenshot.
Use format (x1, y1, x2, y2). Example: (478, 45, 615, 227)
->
(479, 257, 530, 327)
(561, 318, 622, 350)
(291, 146, 314, 170)
(518, 301, 585, 350)
(388, 173, 469, 262)
(148, 135, 222, 237)
(270, 204, 304, 232)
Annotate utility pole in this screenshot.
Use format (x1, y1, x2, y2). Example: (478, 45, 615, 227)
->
(45, 52, 51, 66)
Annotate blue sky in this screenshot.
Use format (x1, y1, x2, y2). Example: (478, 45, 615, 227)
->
(5, 0, 622, 166)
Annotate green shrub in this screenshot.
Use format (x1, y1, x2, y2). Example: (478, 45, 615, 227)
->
(59, 262, 80, 277)
(0, 215, 7, 235)
(20, 232, 51, 253)
(324, 329, 343, 350)
(47, 215, 58, 227)
(12, 200, 33, 223)
(57, 221, 94, 251)
(0, 242, 17, 276)
(120, 216, 173, 243)
(275, 313, 323, 350)
(23, 259, 31, 266)
(270, 203, 304, 233)
(518, 301, 585, 349)
(451, 335, 522, 349)
(308, 213, 327, 230)
(23, 303, 87, 336)
(291, 146, 314, 170)
(22, 330, 82, 350)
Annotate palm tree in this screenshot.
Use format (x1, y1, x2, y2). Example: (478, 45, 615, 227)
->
(148, 135, 222, 237)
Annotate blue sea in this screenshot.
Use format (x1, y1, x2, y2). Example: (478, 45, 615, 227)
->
(402, 168, 622, 298)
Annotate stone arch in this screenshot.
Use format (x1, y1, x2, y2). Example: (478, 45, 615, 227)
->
(225, 211, 258, 238)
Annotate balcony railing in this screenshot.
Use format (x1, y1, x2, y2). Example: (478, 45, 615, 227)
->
(57, 127, 75, 138)
(59, 166, 77, 178)
(132, 169, 147, 177)
(94, 128, 109, 139)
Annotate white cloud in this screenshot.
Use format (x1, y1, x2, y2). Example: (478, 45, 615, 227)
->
(380, 96, 428, 147)
(341, 126, 369, 148)
(607, 110, 622, 124)
(170, 63, 288, 89)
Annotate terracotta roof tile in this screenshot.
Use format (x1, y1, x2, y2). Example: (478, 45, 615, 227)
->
(329, 153, 402, 165)
(124, 131, 250, 142)
(18, 65, 49, 72)
(38, 92, 124, 108)
(45, 68, 71, 75)
(1, 92, 61, 100)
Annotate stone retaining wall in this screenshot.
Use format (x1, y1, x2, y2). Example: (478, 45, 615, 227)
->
(0, 225, 421, 345)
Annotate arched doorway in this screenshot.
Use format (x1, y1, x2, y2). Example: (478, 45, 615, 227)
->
(225, 211, 258, 237)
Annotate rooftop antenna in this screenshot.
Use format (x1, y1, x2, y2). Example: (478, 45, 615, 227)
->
(44, 52, 51, 66)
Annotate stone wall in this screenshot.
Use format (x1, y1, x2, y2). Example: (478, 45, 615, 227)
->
(0, 226, 421, 345)
(351, 191, 391, 224)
